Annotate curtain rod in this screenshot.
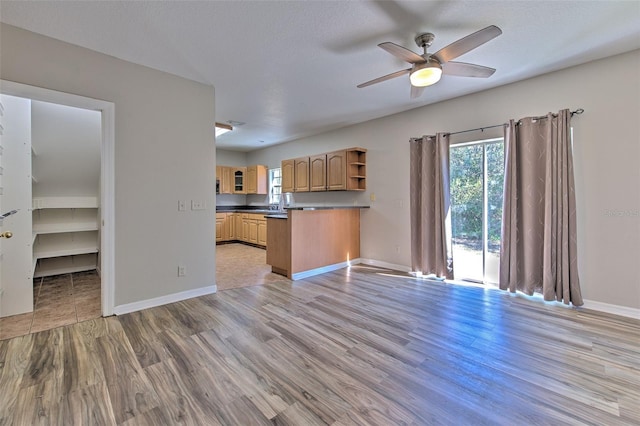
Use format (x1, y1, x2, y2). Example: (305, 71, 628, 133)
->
(411, 108, 584, 141)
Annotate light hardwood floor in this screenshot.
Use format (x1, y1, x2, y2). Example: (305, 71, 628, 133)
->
(0, 264, 638, 425)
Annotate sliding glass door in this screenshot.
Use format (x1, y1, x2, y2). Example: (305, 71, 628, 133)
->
(450, 138, 504, 284)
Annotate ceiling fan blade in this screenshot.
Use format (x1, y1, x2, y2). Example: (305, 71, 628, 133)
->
(410, 85, 425, 99)
(433, 25, 502, 63)
(357, 68, 410, 88)
(378, 42, 425, 64)
(442, 61, 496, 78)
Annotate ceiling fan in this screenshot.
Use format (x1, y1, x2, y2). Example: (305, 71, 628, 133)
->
(357, 25, 502, 98)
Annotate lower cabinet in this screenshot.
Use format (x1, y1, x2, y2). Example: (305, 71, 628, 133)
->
(217, 212, 267, 247)
(215, 213, 225, 242)
(257, 220, 267, 246)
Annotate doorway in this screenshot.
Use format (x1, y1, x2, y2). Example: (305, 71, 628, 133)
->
(450, 138, 504, 284)
(0, 80, 115, 322)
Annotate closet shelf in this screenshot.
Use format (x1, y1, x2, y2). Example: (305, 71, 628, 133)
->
(32, 196, 98, 210)
(33, 220, 98, 235)
(33, 245, 99, 260)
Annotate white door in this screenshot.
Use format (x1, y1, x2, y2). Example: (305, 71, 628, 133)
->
(0, 94, 33, 318)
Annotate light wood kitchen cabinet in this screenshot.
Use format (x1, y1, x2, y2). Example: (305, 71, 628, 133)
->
(346, 148, 367, 191)
(234, 213, 242, 240)
(248, 220, 259, 244)
(246, 165, 267, 194)
(294, 157, 310, 192)
(280, 147, 366, 193)
(309, 154, 327, 191)
(224, 213, 235, 240)
(217, 211, 267, 246)
(281, 159, 295, 193)
(257, 220, 267, 246)
(216, 166, 233, 194)
(327, 150, 347, 191)
(232, 167, 246, 194)
(215, 213, 225, 242)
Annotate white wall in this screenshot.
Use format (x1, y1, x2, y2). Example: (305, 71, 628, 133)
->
(1, 24, 216, 308)
(31, 101, 101, 198)
(247, 50, 640, 311)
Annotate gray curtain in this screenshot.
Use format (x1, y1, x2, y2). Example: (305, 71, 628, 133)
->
(409, 133, 453, 279)
(500, 109, 583, 305)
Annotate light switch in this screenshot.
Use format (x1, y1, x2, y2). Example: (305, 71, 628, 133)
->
(191, 200, 206, 210)
(178, 200, 186, 211)
(370, 193, 376, 202)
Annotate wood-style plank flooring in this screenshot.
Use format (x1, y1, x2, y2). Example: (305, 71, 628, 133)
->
(1, 264, 639, 425)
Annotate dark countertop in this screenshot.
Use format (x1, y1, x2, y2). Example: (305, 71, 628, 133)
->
(264, 214, 288, 219)
(216, 205, 370, 214)
(286, 206, 370, 210)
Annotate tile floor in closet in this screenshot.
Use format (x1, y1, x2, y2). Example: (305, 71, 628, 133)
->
(0, 270, 101, 340)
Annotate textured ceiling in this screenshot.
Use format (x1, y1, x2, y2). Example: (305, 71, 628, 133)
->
(1, 1, 639, 151)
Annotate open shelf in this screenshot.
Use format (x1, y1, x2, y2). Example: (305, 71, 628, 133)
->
(33, 253, 98, 278)
(32, 208, 98, 235)
(32, 196, 98, 210)
(33, 231, 99, 260)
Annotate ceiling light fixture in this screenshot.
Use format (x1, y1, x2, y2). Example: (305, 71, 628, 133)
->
(409, 58, 442, 87)
(215, 122, 233, 137)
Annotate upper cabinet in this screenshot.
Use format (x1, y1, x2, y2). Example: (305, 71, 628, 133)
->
(346, 148, 366, 191)
(281, 147, 366, 193)
(232, 167, 246, 194)
(246, 165, 267, 195)
(216, 166, 233, 194)
(294, 157, 310, 192)
(309, 154, 327, 192)
(281, 159, 295, 193)
(327, 150, 347, 191)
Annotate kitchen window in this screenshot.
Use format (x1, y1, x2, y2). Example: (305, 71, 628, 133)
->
(268, 167, 282, 204)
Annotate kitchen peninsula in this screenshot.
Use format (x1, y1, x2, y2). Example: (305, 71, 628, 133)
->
(266, 206, 368, 280)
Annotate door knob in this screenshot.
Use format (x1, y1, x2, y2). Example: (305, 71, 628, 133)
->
(0, 231, 12, 239)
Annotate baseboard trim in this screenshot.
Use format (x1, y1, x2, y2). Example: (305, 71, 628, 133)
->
(582, 299, 640, 320)
(113, 285, 217, 315)
(358, 258, 411, 273)
(292, 259, 362, 280)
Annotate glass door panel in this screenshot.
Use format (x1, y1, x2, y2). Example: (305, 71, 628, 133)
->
(484, 142, 504, 284)
(450, 139, 504, 284)
(450, 144, 484, 281)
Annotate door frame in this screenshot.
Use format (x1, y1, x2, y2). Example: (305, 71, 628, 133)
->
(0, 80, 115, 316)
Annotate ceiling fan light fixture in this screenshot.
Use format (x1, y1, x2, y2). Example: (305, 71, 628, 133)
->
(410, 60, 442, 87)
(215, 122, 233, 137)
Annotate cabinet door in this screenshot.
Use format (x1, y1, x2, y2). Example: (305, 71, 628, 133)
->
(248, 220, 259, 244)
(215, 214, 225, 242)
(257, 220, 267, 246)
(281, 159, 295, 193)
(246, 165, 257, 194)
(223, 214, 234, 240)
(242, 219, 250, 241)
(232, 167, 246, 194)
(234, 214, 242, 240)
(309, 154, 327, 192)
(327, 150, 347, 190)
(294, 157, 310, 192)
(221, 166, 233, 194)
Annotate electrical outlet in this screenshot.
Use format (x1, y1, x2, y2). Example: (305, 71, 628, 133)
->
(191, 200, 206, 210)
(178, 200, 186, 211)
(394, 245, 400, 253)
(178, 266, 186, 277)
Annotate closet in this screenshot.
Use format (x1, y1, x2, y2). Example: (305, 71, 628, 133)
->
(30, 101, 101, 278)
